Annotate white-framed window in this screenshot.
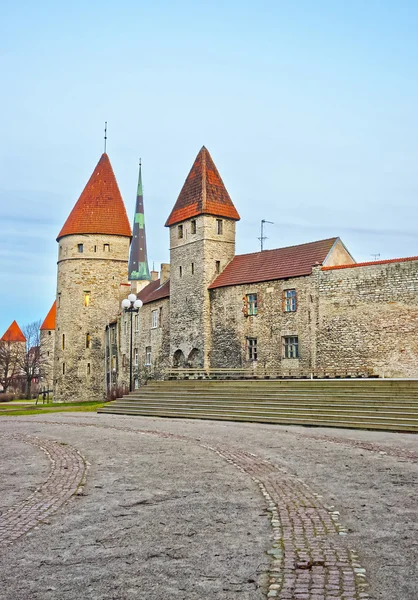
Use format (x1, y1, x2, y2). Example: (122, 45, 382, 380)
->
(246, 293, 257, 316)
(134, 377, 139, 390)
(247, 338, 257, 361)
(284, 289, 297, 312)
(283, 336, 299, 359)
(216, 219, 223, 234)
(104, 243, 110, 252)
(145, 346, 152, 366)
(134, 314, 139, 332)
(151, 310, 158, 329)
(134, 348, 138, 366)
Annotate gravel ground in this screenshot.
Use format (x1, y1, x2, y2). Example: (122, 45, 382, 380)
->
(0, 413, 417, 600)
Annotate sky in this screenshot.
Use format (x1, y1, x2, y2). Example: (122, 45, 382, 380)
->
(1, 0, 418, 336)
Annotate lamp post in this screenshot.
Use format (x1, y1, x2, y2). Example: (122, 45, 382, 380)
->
(121, 293, 143, 392)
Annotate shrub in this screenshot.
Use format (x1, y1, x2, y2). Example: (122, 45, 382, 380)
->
(0, 393, 16, 403)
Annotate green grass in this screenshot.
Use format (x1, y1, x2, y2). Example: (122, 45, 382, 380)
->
(0, 401, 105, 416)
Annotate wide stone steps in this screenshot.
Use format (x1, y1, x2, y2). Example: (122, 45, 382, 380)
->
(99, 380, 418, 432)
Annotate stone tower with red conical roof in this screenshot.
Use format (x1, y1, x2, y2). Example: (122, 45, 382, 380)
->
(165, 146, 240, 369)
(54, 153, 132, 402)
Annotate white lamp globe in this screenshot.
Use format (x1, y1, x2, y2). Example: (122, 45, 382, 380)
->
(121, 298, 130, 309)
(128, 293, 137, 303)
(134, 299, 143, 309)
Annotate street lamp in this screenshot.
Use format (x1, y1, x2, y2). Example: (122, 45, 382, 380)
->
(121, 293, 143, 392)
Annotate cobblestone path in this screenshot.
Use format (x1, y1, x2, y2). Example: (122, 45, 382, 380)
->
(3, 420, 369, 599)
(0, 433, 86, 545)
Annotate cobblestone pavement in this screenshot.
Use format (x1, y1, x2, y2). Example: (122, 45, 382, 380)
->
(0, 433, 86, 545)
(0, 415, 417, 599)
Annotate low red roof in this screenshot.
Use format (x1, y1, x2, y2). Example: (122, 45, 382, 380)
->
(138, 279, 170, 304)
(209, 238, 339, 289)
(1, 320, 26, 343)
(165, 146, 240, 226)
(322, 255, 418, 271)
(40, 301, 56, 331)
(57, 153, 132, 240)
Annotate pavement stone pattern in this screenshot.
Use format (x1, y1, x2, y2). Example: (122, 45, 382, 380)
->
(0, 433, 86, 545)
(2, 420, 369, 599)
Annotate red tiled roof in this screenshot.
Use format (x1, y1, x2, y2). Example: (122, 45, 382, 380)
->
(209, 238, 339, 289)
(138, 279, 170, 304)
(1, 320, 26, 343)
(165, 146, 240, 226)
(40, 301, 56, 331)
(322, 255, 418, 271)
(57, 153, 132, 240)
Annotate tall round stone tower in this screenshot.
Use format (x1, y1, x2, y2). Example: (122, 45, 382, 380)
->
(54, 153, 132, 402)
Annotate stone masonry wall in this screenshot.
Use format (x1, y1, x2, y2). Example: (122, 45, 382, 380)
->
(316, 260, 418, 378)
(210, 275, 316, 376)
(40, 329, 54, 392)
(169, 215, 236, 368)
(54, 234, 130, 402)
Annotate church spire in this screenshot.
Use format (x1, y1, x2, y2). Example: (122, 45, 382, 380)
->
(128, 160, 151, 281)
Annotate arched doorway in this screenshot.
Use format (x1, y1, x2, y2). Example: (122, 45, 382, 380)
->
(173, 349, 185, 367)
(187, 348, 201, 368)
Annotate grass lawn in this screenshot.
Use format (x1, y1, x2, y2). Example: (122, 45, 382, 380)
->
(0, 401, 105, 416)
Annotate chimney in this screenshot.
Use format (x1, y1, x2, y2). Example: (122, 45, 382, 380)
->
(160, 263, 170, 284)
(150, 271, 159, 281)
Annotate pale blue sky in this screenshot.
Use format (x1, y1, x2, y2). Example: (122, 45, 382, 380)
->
(1, 0, 418, 335)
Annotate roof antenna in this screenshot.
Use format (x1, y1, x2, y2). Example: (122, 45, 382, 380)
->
(104, 122, 107, 153)
(371, 253, 380, 261)
(258, 219, 274, 251)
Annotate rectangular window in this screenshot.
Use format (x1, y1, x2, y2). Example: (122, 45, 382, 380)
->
(151, 310, 158, 329)
(215, 260, 221, 274)
(94, 245, 97, 252)
(111, 328, 116, 343)
(247, 338, 257, 361)
(216, 219, 223, 235)
(78, 243, 83, 253)
(122, 354, 126, 367)
(284, 289, 297, 312)
(62, 334, 65, 350)
(178, 225, 183, 239)
(86, 333, 91, 349)
(84, 292, 90, 307)
(191, 220, 196, 234)
(191, 262, 194, 275)
(145, 346, 151, 366)
(159, 307, 163, 326)
(111, 355, 116, 370)
(134, 378, 139, 390)
(134, 314, 139, 332)
(87, 362, 91, 375)
(246, 293, 258, 316)
(57, 293, 61, 308)
(283, 336, 299, 359)
(104, 243, 110, 252)
(62, 362, 65, 374)
(179, 266, 183, 277)
(134, 348, 138, 366)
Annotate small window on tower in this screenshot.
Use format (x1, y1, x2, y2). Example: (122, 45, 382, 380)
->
(178, 225, 183, 239)
(87, 362, 91, 375)
(103, 243, 110, 252)
(216, 219, 223, 235)
(62, 334, 65, 350)
(94, 245, 97, 252)
(84, 292, 90, 307)
(86, 333, 91, 349)
(179, 266, 183, 278)
(78, 243, 84, 253)
(57, 293, 61, 308)
(191, 262, 194, 275)
(48, 331, 51, 336)
(215, 260, 221, 274)
(62, 363, 65, 374)
(191, 220, 196, 234)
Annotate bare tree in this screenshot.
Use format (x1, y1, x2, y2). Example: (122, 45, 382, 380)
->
(0, 339, 21, 393)
(19, 320, 43, 399)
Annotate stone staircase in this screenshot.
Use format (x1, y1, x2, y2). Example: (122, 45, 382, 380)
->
(98, 379, 418, 432)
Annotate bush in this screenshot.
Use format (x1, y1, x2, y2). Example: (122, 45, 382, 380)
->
(0, 393, 16, 403)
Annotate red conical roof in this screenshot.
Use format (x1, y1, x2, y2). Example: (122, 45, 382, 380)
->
(165, 146, 240, 226)
(40, 301, 56, 331)
(1, 320, 26, 343)
(57, 153, 132, 240)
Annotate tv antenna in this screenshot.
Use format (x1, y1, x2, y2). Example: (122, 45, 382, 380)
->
(371, 253, 380, 261)
(104, 122, 107, 153)
(258, 219, 274, 251)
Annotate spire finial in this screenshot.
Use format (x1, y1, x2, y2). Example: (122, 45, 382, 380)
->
(104, 122, 107, 153)
(139, 157, 142, 167)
